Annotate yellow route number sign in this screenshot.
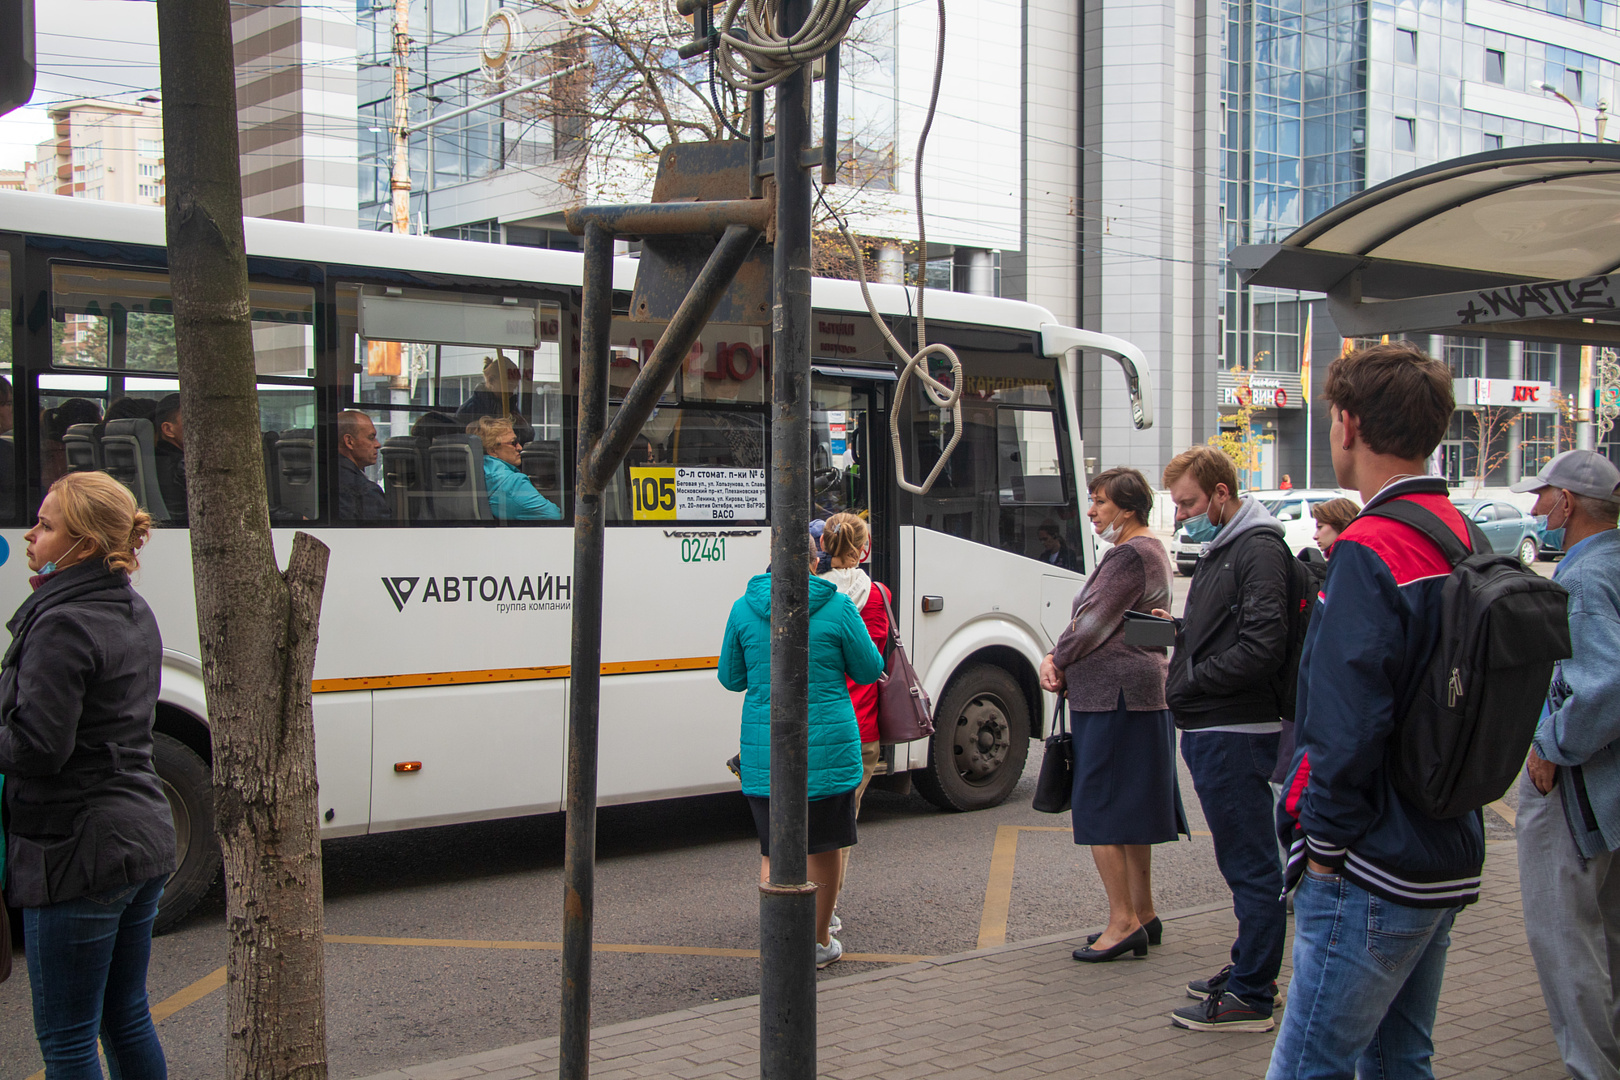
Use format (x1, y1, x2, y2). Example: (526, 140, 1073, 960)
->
(630, 466, 677, 520)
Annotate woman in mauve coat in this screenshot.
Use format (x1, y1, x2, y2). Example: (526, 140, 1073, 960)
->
(1, 471, 175, 1078)
(1040, 467, 1187, 963)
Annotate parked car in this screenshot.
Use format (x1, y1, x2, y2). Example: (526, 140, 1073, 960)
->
(1451, 498, 1540, 566)
(1171, 487, 1359, 575)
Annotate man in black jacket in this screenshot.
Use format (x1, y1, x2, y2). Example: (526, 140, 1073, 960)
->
(337, 410, 391, 521)
(1157, 445, 1291, 1032)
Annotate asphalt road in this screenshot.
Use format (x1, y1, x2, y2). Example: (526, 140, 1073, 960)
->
(0, 566, 1520, 1080)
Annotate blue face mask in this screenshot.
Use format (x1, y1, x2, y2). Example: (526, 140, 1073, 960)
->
(1181, 499, 1229, 544)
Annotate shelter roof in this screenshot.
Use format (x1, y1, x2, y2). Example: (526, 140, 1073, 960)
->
(1233, 144, 1620, 344)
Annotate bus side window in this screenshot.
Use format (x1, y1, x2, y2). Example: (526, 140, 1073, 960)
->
(44, 265, 317, 525)
(905, 325, 1081, 563)
(339, 285, 568, 525)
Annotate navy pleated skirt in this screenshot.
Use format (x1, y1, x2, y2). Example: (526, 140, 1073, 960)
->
(1069, 692, 1189, 846)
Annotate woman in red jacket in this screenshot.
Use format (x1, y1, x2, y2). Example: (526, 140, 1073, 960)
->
(818, 512, 889, 935)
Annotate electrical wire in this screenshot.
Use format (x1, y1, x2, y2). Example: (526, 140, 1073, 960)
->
(713, 0, 868, 92)
(819, 0, 961, 495)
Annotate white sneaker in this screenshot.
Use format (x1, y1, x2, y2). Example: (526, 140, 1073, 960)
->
(829, 913, 842, 933)
(815, 936, 843, 969)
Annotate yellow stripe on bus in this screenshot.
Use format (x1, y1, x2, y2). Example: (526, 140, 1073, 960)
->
(309, 656, 720, 694)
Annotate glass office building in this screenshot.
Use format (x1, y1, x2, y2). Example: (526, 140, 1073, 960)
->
(1220, 0, 1620, 485)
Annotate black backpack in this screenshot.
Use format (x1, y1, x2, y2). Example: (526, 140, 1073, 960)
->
(1274, 547, 1329, 722)
(1362, 499, 1572, 819)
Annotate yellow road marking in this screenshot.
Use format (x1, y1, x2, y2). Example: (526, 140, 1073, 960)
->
(311, 656, 720, 694)
(324, 934, 929, 964)
(23, 967, 229, 1080)
(1487, 799, 1517, 828)
(976, 824, 1212, 951)
(151, 965, 227, 1023)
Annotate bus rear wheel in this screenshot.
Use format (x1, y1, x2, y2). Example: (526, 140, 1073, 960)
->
(152, 731, 221, 934)
(915, 664, 1030, 812)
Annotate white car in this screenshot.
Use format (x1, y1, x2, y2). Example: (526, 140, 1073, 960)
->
(1171, 487, 1360, 576)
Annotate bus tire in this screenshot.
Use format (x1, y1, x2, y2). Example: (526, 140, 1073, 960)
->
(152, 731, 221, 934)
(914, 664, 1030, 812)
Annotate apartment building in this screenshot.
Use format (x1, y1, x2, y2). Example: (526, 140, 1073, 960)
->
(23, 98, 165, 206)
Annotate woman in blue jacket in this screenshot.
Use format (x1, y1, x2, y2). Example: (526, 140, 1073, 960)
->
(467, 417, 561, 521)
(719, 565, 885, 968)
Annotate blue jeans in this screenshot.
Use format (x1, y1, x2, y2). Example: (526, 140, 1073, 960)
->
(1267, 870, 1460, 1080)
(1180, 728, 1285, 1004)
(25, 875, 168, 1079)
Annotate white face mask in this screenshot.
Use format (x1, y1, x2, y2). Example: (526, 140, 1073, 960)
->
(1099, 517, 1125, 545)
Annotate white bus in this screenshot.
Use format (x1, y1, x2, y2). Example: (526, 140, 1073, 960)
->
(0, 190, 1153, 928)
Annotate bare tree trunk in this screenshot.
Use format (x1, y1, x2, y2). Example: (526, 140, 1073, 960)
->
(155, 1, 332, 1076)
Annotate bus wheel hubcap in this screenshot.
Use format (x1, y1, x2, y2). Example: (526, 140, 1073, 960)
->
(954, 696, 1010, 783)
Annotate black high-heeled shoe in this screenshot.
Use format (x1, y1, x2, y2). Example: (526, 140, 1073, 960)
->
(1072, 925, 1150, 962)
(1087, 915, 1161, 947)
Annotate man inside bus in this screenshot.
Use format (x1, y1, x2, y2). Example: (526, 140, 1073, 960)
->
(1037, 521, 1077, 570)
(154, 392, 188, 526)
(337, 410, 391, 521)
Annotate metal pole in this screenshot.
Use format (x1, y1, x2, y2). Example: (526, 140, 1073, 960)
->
(760, 0, 817, 1075)
(390, 0, 411, 233)
(561, 222, 614, 1080)
(404, 62, 587, 135)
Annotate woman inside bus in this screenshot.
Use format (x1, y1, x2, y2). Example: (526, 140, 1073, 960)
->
(719, 542, 885, 969)
(1, 471, 175, 1076)
(467, 416, 561, 521)
(456, 355, 535, 445)
(816, 513, 889, 936)
(1039, 466, 1186, 962)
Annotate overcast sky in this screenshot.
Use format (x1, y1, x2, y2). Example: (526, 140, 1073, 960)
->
(1, 0, 163, 171)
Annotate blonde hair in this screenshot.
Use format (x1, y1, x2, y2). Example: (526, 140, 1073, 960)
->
(48, 472, 151, 576)
(820, 512, 870, 566)
(466, 415, 516, 455)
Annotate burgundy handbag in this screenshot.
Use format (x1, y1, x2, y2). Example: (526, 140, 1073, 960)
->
(873, 584, 935, 744)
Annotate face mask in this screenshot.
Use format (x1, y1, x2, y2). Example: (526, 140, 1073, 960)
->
(42, 536, 85, 575)
(1547, 492, 1571, 533)
(1099, 518, 1124, 545)
(1181, 499, 1227, 544)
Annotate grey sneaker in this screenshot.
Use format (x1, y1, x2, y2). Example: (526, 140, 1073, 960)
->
(815, 936, 843, 969)
(1170, 992, 1275, 1032)
(829, 913, 842, 934)
(1187, 964, 1280, 1002)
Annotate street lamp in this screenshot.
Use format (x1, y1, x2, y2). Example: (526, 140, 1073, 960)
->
(1533, 80, 1586, 140)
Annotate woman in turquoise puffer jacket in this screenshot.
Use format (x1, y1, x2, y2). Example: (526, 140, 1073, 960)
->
(719, 569, 885, 968)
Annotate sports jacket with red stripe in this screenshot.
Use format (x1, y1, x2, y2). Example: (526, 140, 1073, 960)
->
(1276, 476, 1485, 909)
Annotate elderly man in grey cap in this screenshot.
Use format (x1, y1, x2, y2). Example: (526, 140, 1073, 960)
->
(1512, 449, 1620, 1080)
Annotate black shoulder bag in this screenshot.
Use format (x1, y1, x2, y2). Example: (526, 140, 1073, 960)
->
(1032, 694, 1073, 813)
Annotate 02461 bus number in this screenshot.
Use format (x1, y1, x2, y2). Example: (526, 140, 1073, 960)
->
(681, 537, 726, 563)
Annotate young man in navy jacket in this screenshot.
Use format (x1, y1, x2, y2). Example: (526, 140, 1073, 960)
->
(1267, 342, 1482, 1080)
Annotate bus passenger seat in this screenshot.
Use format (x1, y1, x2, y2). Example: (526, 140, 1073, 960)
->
(101, 418, 172, 523)
(64, 423, 102, 473)
(380, 436, 428, 521)
(520, 441, 561, 501)
(274, 428, 318, 520)
(427, 434, 493, 521)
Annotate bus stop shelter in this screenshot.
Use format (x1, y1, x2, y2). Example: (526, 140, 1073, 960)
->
(1231, 144, 1620, 348)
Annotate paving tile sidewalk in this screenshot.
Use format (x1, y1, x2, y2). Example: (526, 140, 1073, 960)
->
(355, 842, 1559, 1080)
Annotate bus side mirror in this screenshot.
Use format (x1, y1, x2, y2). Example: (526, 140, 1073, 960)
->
(0, 0, 35, 118)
